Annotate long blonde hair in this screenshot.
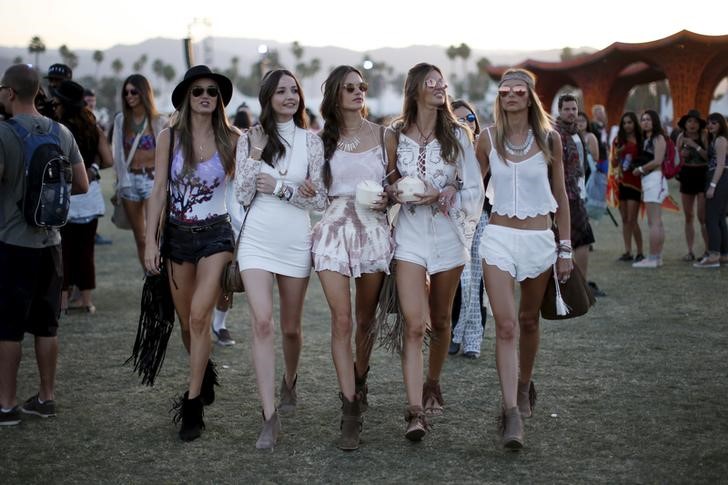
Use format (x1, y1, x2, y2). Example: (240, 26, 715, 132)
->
(493, 68, 553, 163)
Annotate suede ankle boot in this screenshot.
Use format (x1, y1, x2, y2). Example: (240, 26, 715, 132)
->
(278, 374, 297, 414)
(255, 410, 281, 450)
(338, 393, 363, 451)
(501, 406, 524, 450)
(172, 391, 205, 442)
(517, 380, 536, 418)
(354, 364, 370, 413)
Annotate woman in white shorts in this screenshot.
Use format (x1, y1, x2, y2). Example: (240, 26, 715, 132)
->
(476, 68, 572, 449)
(235, 69, 326, 450)
(385, 63, 484, 441)
(312, 65, 394, 450)
(632, 109, 669, 268)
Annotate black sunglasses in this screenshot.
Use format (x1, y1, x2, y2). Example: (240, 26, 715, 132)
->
(191, 86, 219, 98)
(124, 88, 139, 96)
(341, 82, 368, 93)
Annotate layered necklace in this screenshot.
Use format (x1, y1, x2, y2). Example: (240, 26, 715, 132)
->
(505, 128, 534, 156)
(337, 118, 365, 152)
(130, 115, 147, 135)
(277, 120, 296, 177)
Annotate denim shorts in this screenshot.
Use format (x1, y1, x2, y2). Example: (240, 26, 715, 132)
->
(162, 214, 235, 264)
(119, 170, 155, 202)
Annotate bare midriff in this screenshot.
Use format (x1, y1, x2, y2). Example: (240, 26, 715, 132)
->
(489, 213, 551, 231)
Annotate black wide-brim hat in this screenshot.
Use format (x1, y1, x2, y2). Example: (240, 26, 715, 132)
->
(171, 65, 233, 110)
(678, 109, 706, 130)
(52, 80, 86, 109)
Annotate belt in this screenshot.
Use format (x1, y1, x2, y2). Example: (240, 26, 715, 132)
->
(129, 167, 155, 175)
(167, 214, 231, 233)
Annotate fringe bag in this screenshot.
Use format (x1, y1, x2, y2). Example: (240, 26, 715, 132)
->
(126, 129, 176, 386)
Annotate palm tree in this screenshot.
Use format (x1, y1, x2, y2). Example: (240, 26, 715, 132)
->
(13, 56, 23, 64)
(111, 58, 124, 78)
(152, 59, 164, 86)
(92, 50, 104, 79)
(162, 64, 176, 88)
(28, 36, 45, 68)
(457, 43, 471, 97)
(446, 45, 458, 81)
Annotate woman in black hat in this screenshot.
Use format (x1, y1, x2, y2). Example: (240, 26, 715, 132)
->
(51, 80, 113, 314)
(675, 109, 709, 261)
(143, 65, 239, 442)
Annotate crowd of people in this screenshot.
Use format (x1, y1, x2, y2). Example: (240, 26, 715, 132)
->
(1, 59, 726, 454)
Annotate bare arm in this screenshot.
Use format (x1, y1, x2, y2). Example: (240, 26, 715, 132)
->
(706, 136, 727, 200)
(549, 132, 573, 282)
(143, 127, 172, 274)
(96, 126, 113, 169)
(646, 135, 666, 173)
(586, 132, 599, 163)
(475, 127, 491, 177)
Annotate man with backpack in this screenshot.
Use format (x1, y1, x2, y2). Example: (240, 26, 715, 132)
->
(0, 64, 88, 425)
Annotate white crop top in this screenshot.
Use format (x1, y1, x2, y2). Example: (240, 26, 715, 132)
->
(486, 128, 558, 219)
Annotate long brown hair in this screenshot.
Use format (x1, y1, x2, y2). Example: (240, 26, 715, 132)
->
(493, 68, 553, 163)
(121, 74, 159, 135)
(319, 65, 368, 188)
(258, 69, 308, 168)
(171, 79, 238, 175)
(392, 63, 461, 163)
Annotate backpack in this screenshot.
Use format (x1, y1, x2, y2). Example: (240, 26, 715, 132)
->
(7, 119, 72, 228)
(661, 136, 682, 179)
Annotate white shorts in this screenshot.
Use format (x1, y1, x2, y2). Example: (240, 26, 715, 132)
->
(479, 224, 556, 281)
(641, 170, 668, 203)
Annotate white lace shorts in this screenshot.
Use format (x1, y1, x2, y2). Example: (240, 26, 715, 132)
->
(641, 170, 668, 203)
(479, 224, 556, 281)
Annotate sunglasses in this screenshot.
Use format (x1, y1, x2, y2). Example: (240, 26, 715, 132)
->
(424, 79, 448, 90)
(124, 88, 139, 96)
(458, 113, 476, 124)
(0, 84, 12, 92)
(498, 86, 528, 97)
(341, 82, 368, 93)
(191, 86, 219, 98)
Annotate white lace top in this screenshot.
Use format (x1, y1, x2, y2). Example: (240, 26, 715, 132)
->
(486, 128, 558, 219)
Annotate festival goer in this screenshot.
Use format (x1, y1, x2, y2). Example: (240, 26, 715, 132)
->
(611, 112, 645, 262)
(112, 74, 167, 268)
(449, 99, 489, 359)
(235, 69, 326, 450)
(312, 65, 393, 450)
(476, 68, 571, 449)
(556, 95, 600, 292)
(694, 113, 728, 267)
(675, 110, 709, 261)
(0, 64, 88, 425)
(51, 80, 113, 314)
(385, 63, 484, 441)
(632, 109, 669, 268)
(143, 66, 239, 441)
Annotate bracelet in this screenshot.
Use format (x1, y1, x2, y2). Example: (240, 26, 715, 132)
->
(638, 166, 645, 174)
(273, 180, 283, 197)
(284, 186, 294, 201)
(91, 162, 100, 171)
(558, 252, 573, 259)
(710, 182, 717, 188)
(558, 239, 572, 248)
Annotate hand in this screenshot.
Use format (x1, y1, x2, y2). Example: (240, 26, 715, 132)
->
(298, 179, 317, 198)
(143, 242, 161, 275)
(256, 172, 278, 194)
(632, 167, 643, 177)
(556, 257, 573, 283)
(385, 182, 403, 204)
(412, 181, 440, 206)
(370, 191, 388, 211)
(437, 185, 457, 215)
(247, 125, 268, 158)
(706, 187, 715, 199)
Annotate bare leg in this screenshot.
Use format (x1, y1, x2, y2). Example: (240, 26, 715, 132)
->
(626, 200, 643, 255)
(318, 270, 355, 400)
(696, 193, 708, 255)
(122, 198, 147, 269)
(646, 202, 665, 256)
(573, 245, 589, 280)
(0, 341, 21, 409)
(517, 271, 551, 384)
(168, 261, 196, 353)
(277, 274, 309, 388)
(682, 193, 696, 254)
(619, 204, 632, 254)
(34, 336, 58, 402)
(396, 261, 429, 407)
(426, 266, 463, 381)
(353, 272, 385, 379)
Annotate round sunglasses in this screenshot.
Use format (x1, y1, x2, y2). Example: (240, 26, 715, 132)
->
(458, 113, 477, 124)
(341, 82, 368, 93)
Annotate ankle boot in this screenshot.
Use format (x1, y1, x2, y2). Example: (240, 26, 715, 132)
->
(172, 391, 205, 442)
(517, 381, 536, 418)
(404, 405, 430, 442)
(501, 406, 524, 450)
(200, 359, 219, 406)
(255, 410, 281, 450)
(354, 364, 369, 413)
(338, 393, 363, 451)
(278, 374, 297, 414)
(422, 379, 444, 416)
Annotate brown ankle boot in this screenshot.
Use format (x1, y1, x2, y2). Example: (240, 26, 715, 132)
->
(422, 379, 444, 416)
(255, 410, 281, 450)
(517, 381, 537, 418)
(404, 405, 430, 442)
(278, 374, 297, 414)
(501, 406, 524, 450)
(337, 393, 362, 451)
(354, 364, 369, 413)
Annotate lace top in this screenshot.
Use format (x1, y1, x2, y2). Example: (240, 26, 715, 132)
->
(485, 128, 558, 219)
(169, 150, 227, 223)
(328, 146, 386, 197)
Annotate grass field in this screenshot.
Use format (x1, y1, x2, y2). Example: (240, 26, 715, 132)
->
(2, 178, 727, 484)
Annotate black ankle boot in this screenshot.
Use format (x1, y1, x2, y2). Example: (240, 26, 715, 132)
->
(172, 391, 205, 442)
(200, 359, 219, 406)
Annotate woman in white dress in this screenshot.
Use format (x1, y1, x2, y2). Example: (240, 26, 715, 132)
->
(235, 69, 326, 450)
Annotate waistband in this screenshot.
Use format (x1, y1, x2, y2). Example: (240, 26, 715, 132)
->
(167, 214, 231, 233)
(485, 224, 554, 236)
(128, 166, 155, 175)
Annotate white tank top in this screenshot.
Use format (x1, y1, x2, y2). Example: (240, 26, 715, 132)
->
(486, 128, 558, 219)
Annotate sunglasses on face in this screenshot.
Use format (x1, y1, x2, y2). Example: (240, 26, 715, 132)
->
(124, 88, 139, 96)
(424, 79, 448, 90)
(191, 86, 219, 98)
(342, 82, 368, 93)
(498, 86, 528, 97)
(458, 113, 476, 124)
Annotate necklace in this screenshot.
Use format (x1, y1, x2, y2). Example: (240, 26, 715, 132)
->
(131, 115, 146, 134)
(415, 121, 434, 146)
(277, 129, 296, 177)
(337, 118, 365, 152)
(505, 129, 534, 156)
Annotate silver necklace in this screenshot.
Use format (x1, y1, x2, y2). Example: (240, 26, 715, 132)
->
(278, 130, 295, 177)
(337, 119, 364, 152)
(505, 129, 534, 156)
